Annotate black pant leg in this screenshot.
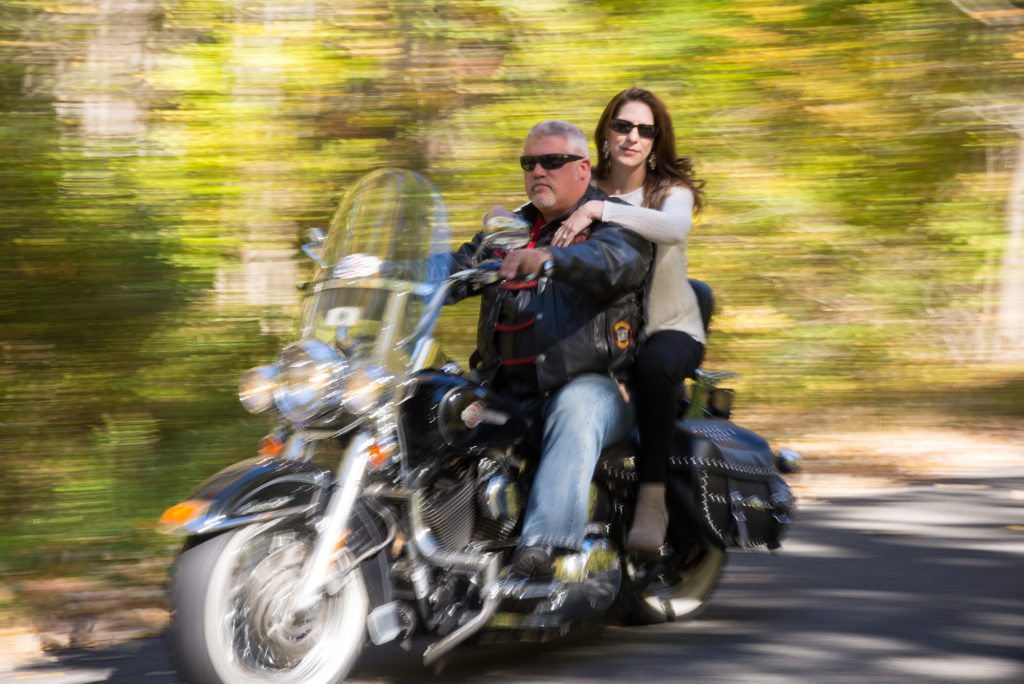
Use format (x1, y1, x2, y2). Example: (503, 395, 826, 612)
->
(631, 330, 704, 483)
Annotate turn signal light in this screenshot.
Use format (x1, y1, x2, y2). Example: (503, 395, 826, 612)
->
(258, 433, 285, 458)
(367, 438, 397, 470)
(158, 499, 210, 533)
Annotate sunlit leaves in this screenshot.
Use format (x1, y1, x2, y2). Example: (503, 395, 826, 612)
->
(1, 0, 1023, 570)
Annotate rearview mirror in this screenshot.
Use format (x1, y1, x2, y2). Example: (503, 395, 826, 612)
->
(301, 228, 327, 268)
(481, 224, 531, 253)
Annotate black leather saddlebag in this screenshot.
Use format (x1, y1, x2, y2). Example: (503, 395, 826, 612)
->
(667, 419, 794, 549)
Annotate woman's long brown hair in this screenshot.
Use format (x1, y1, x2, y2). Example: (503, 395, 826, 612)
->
(593, 86, 705, 213)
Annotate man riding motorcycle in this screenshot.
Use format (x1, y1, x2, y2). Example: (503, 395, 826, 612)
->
(424, 120, 654, 577)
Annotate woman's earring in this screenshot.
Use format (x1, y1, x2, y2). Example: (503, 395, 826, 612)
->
(601, 140, 609, 160)
(647, 152, 657, 171)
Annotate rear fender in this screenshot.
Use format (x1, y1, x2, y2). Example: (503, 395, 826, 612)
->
(162, 457, 332, 536)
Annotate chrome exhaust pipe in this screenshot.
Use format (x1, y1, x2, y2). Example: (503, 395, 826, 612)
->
(408, 489, 505, 667)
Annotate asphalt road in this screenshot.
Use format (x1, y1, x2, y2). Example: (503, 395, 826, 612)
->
(4, 467, 1023, 683)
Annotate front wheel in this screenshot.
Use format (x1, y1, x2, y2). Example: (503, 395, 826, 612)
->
(168, 521, 368, 684)
(622, 541, 725, 625)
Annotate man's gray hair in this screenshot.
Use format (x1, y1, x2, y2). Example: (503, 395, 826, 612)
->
(527, 120, 590, 158)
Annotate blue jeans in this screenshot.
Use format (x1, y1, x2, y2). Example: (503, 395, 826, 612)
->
(519, 374, 634, 550)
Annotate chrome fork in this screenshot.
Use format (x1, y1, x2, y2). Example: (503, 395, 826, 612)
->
(291, 430, 373, 613)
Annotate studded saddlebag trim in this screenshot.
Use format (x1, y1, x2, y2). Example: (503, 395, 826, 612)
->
(667, 419, 795, 550)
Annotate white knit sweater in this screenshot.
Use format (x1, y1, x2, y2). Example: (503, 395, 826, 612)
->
(601, 185, 705, 344)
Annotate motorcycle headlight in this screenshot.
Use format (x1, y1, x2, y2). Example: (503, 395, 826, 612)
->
(272, 341, 348, 423)
(340, 365, 390, 415)
(239, 365, 279, 414)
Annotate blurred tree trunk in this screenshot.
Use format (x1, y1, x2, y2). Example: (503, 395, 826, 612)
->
(210, 0, 311, 324)
(951, 1, 1024, 362)
(52, 0, 161, 144)
(1000, 131, 1024, 356)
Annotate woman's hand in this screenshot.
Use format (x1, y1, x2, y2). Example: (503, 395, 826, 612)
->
(552, 200, 603, 247)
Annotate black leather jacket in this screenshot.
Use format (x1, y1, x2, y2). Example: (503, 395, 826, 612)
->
(447, 186, 654, 399)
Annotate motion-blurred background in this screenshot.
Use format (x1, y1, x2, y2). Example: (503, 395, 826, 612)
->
(1, 0, 1022, 646)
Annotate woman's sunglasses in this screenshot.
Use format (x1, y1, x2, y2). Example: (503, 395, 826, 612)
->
(609, 118, 659, 139)
(519, 154, 584, 171)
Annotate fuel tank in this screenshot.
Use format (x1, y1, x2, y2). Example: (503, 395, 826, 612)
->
(400, 370, 528, 466)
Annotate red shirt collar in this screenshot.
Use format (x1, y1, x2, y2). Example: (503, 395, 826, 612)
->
(527, 213, 546, 249)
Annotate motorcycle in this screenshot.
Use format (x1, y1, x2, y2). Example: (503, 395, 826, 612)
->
(159, 169, 801, 683)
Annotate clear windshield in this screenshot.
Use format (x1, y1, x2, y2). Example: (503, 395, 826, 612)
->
(321, 169, 451, 270)
(298, 169, 452, 371)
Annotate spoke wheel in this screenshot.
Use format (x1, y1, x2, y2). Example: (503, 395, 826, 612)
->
(169, 521, 368, 684)
(623, 541, 725, 625)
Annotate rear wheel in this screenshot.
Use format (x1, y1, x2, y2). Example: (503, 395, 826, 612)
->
(169, 521, 368, 684)
(622, 541, 725, 625)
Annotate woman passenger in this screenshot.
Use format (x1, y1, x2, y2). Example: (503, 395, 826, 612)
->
(552, 86, 706, 552)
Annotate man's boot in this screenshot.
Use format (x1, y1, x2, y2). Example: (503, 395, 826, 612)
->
(626, 483, 668, 553)
(510, 543, 555, 579)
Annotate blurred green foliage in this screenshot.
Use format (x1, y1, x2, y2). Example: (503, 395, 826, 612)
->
(1, 0, 1022, 570)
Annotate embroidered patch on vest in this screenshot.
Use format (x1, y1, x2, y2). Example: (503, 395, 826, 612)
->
(613, 320, 633, 350)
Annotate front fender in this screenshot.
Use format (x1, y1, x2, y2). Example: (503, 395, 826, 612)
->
(159, 457, 332, 536)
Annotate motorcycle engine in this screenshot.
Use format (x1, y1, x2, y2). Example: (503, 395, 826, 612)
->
(420, 469, 476, 550)
(420, 454, 521, 551)
(475, 455, 522, 542)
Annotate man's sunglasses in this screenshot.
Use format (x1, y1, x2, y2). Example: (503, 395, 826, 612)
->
(519, 154, 584, 171)
(609, 118, 659, 139)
